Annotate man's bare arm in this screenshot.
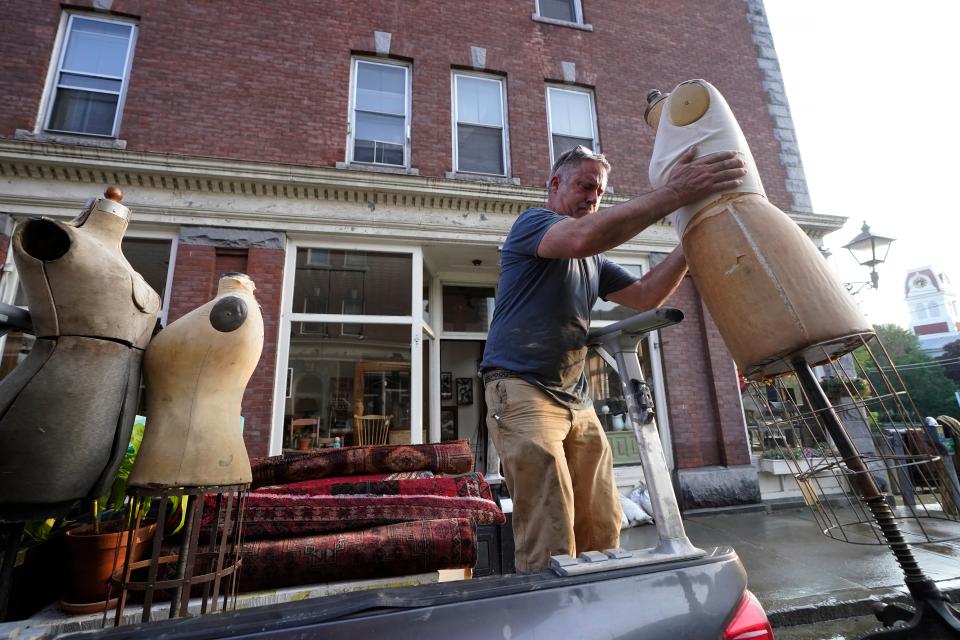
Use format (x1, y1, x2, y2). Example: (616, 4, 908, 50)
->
(538, 148, 745, 259)
(605, 247, 688, 312)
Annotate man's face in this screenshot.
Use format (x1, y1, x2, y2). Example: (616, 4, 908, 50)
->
(548, 159, 608, 218)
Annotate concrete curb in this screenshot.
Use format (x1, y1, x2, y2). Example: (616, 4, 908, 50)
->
(768, 579, 960, 627)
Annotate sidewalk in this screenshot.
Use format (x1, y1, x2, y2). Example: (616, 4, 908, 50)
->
(621, 505, 960, 627)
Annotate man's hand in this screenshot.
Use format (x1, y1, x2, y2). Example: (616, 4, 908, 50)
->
(661, 147, 747, 208)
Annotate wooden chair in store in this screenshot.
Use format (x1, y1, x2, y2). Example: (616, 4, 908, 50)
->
(353, 414, 392, 445)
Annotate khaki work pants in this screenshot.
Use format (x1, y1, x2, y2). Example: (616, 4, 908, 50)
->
(485, 378, 622, 572)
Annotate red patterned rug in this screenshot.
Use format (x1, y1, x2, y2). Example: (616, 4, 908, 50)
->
(227, 473, 503, 539)
(238, 518, 475, 591)
(255, 471, 432, 495)
(250, 440, 474, 489)
(274, 472, 496, 500)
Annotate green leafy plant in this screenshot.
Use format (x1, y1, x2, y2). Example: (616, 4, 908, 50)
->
(94, 416, 146, 532)
(761, 443, 838, 460)
(22, 518, 56, 543)
(94, 416, 189, 535)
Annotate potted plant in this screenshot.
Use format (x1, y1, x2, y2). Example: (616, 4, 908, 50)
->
(296, 434, 314, 451)
(759, 443, 837, 475)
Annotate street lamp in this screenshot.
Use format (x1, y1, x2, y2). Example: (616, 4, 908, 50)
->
(841, 221, 895, 294)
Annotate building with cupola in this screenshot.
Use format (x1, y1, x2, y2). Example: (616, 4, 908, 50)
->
(905, 265, 960, 356)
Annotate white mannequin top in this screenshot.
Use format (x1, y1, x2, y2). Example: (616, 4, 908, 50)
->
(648, 79, 766, 238)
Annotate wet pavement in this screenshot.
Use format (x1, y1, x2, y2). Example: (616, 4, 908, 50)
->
(620, 506, 960, 628)
(772, 615, 884, 640)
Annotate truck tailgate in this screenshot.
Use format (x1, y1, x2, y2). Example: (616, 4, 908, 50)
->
(72, 546, 746, 640)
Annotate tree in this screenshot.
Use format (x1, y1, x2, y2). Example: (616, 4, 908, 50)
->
(938, 339, 960, 387)
(856, 324, 958, 419)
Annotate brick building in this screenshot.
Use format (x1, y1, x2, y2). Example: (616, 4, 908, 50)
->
(0, 0, 845, 507)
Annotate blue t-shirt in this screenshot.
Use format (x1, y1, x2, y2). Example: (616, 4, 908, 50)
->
(480, 207, 639, 408)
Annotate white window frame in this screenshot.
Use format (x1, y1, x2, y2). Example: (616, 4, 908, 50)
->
(347, 58, 412, 169)
(545, 85, 600, 168)
(535, 0, 584, 25)
(272, 239, 424, 455)
(451, 72, 510, 177)
(42, 12, 138, 139)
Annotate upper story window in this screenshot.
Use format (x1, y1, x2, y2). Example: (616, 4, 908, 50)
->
(45, 14, 137, 138)
(536, 0, 584, 24)
(349, 59, 410, 167)
(546, 86, 599, 165)
(453, 74, 508, 176)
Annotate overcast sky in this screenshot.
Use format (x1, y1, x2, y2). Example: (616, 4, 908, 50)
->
(762, 1, 960, 328)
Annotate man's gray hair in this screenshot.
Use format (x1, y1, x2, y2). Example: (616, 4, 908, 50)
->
(549, 145, 611, 181)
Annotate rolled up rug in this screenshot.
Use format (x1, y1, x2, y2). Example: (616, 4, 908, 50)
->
(249, 440, 475, 489)
(237, 518, 476, 591)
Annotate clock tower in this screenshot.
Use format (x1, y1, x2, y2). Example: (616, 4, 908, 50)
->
(905, 265, 960, 355)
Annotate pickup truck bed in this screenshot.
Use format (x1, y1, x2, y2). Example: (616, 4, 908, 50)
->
(72, 546, 746, 640)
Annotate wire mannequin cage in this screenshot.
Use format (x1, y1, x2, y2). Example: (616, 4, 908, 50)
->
(745, 330, 960, 637)
(105, 485, 247, 628)
(745, 331, 960, 547)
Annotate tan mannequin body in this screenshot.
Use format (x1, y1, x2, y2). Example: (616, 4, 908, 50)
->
(646, 80, 871, 378)
(129, 274, 262, 488)
(0, 188, 161, 519)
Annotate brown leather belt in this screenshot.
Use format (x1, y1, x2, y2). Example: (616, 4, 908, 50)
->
(481, 368, 520, 385)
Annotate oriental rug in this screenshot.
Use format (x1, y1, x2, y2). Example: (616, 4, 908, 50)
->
(237, 518, 475, 591)
(273, 472, 496, 501)
(250, 440, 474, 489)
(223, 475, 504, 539)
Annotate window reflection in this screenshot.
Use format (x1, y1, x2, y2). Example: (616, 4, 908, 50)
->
(442, 285, 495, 332)
(293, 249, 411, 318)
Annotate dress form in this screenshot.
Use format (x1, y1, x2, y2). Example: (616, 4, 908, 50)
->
(0, 187, 161, 520)
(129, 274, 262, 488)
(646, 80, 872, 378)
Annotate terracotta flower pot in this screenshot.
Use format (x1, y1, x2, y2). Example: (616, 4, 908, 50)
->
(60, 521, 156, 613)
(296, 435, 313, 451)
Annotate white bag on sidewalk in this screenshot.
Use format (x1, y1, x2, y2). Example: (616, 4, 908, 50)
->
(619, 479, 654, 528)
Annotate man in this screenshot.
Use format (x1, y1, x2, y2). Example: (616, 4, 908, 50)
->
(480, 144, 745, 572)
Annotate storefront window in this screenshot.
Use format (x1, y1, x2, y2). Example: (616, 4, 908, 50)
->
(285, 322, 411, 449)
(442, 285, 495, 332)
(585, 337, 655, 466)
(293, 249, 411, 317)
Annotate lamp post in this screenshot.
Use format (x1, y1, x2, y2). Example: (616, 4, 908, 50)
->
(841, 221, 895, 294)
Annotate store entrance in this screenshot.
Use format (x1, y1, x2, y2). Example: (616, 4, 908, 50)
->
(439, 339, 487, 471)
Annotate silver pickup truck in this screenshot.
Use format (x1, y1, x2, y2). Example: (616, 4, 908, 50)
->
(71, 309, 772, 640)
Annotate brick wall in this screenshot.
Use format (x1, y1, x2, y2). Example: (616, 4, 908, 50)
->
(167, 239, 284, 457)
(242, 247, 284, 457)
(660, 276, 750, 469)
(0, 0, 793, 209)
